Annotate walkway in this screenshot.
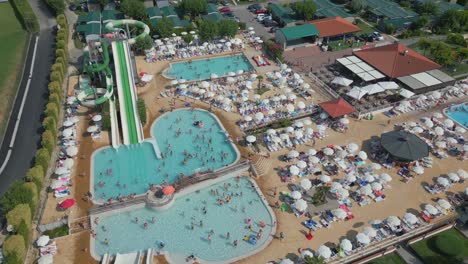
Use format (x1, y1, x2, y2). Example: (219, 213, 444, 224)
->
(396, 246, 424, 264)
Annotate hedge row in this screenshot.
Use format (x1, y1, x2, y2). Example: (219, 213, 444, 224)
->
(137, 99, 147, 125)
(9, 0, 39, 32)
(1, 14, 69, 264)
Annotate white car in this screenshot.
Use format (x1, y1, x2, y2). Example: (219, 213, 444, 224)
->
(257, 14, 272, 22)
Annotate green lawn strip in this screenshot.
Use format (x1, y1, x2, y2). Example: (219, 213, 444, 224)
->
(356, 21, 377, 34)
(43, 225, 69, 238)
(368, 252, 406, 264)
(0, 3, 29, 142)
(410, 228, 468, 264)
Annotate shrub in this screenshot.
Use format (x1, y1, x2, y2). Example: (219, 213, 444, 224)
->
(50, 70, 63, 84)
(16, 220, 30, 247)
(137, 99, 147, 125)
(3, 252, 22, 264)
(55, 57, 66, 72)
(446, 33, 467, 47)
(25, 166, 44, 192)
(55, 49, 68, 62)
(44, 0, 65, 15)
(57, 14, 67, 27)
(0, 183, 34, 214)
(52, 63, 64, 78)
(9, 0, 39, 32)
(3, 235, 26, 262)
(22, 182, 38, 209)
(49, 92, 61, 107)
(35, 147, 51, 173)
(102, 115, 111, 131)
(41, 130, 56, 154)
(433, 235, 463, 256)
(56, 39, 66, 50)
(238, 22, 246, 30)
(42, 116, 57, 134)
(44, 224, 69, 238)
(6, 204, 31, 230)
(45, 102, 59, 121)
(48, 81, 62, 94)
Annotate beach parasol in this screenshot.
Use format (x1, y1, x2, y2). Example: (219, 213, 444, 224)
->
(363, 227, 377, 238)
(310, 156, 320, 164)
(457, 169, 468, 179)
(446, 137, 458, 144)
(433, 112, 443, 119)
(211, 73, 218, 79)
(70, 116, 79, 124)
(170, 79, 178, 85)
(308, 149, 317, 156)
(280, 259, 294, 264)
(297, 101, 306, 109)
(38, 254, 53, 264)
(289, 165, 300, 176)
(455, 127, 466, 133)
(262, 98, 270, 105)
(63, 120, 74, 127)
(294, 121, 304, 128)
(423, 120, 434, 128)
(379, 173, 392, 182)
(92, 115, 102, 122)
(286, 104, 295, 113)
(288, 94, 297, 101)
(280, 134, 289, 140)
(364, 174, 375, 183)
(59, 199, 75, 209)
(288, 150, 299, 158)
(296, 160, 307, 169)
(331, 181, 342, 190)
(437, 177, 449, 187)
(303, 119, 312, 126)
(320, 175, 331, 183)
(244, 116, 252, 122)
(87, 126, 98, 133)
(345, 174, 357, 182)
(62, 128, 73, 138)
(266, 129, 276, 135)
(341, 239, 353, 252)
(294, 130, 303, 138)
(371, 163, 382, 170)
(178, 79, 186, 84)
(255, 112, 264, 121)
(55, 167, 68, 175)
(305, 128, 314, 135)
(443, 119, 454, 128)
(360, 185, 372, 195)
(201, 81, 210, 88)
(339, 118, 350, 124)
(37, 235, 50, 247)
(50, 179, 65, 189)
(291, 191, 302, 200)
(434, 126, 444, 136)
(425, 204, 438, 215)
(435, 141, 446, 149)
(246, 135, 256, 143)
(386, 216, 401, 226)
(323, 147, 334, 156)
(333, 208, 347, 220)
(358, 151, 368, 160)
(337, 188, 349, 198)
(369, 219, 382, 225)
(465, 187, 468, 196)
(412, 126, 424, 134)
(253, 94, 261, 100)
(356, 233, 370, 245)
(347, 143, 359, 153)
(67, 97, 76, 105)
(301, 179, 312, 190)
(380, 130, 429, 162)
(301, 250, 314, 259)
(413, 166, 424, 175)
(437, 199, 451, 209)
(66, 146, 78, 157)
(448, 172, 460, 182)
(162, 186, 175, 195)
(293, 199, 308, 211)
(431, 91, 441, 99)
(371, 182, 382, 191)
(285, 126, 294, 133)
(320, 112, 329, 119)
(318, 245, 332, 259)
(404, 213, 418, 224)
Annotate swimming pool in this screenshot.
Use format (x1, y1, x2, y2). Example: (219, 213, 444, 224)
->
(163, 54, 254, 81)
(445, 103, 468, 128)
(91, 109, 239, 203)
(92, 176, 275, 263)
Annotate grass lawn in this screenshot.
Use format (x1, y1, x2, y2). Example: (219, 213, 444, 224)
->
(43, 225, 69, 238)
(356, 20, 377, 34)
(410, 228, 468, 264)
(368, 253, 406, 264)
(0, 3, 29, 142)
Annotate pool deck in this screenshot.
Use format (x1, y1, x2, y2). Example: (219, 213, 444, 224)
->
(89, 108, 241, 205)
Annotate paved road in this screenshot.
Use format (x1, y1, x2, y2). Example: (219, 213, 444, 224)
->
(397, 246, 424, 264)
(232, 6, 273, 41)
(0, 0, 56, 194)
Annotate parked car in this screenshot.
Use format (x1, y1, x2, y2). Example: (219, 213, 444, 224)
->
(262, 18, 278, 27)
(371, 32, 384, 41)
(69, 3, 78, 11)
(221, 0, 229, 6)
(223, 11, 234, 17)
(257, 14, 272, 22)
(219, 7, 231, 13)
(254, 9, 267, 14)
(248, 4, 262, 12)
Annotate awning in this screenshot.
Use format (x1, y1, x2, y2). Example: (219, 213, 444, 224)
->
(381, 130, 429, 162)
(318, 98, 355, 118)
(362, 83, 385, 95)
(347, 87, 368, 100)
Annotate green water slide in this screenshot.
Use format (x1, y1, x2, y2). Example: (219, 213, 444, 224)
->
(115, 41, 139, 144)
(105, 19, 150, 45)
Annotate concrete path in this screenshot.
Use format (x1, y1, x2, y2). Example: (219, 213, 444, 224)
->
(396, 247, 424, 264)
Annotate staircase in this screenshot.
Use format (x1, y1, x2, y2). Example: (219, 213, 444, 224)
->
(252, 156, 271, 176)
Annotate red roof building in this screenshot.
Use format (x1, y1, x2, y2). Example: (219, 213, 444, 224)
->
(318, 98, 355, 118)
(310, 17, 361, 39)
(353, 43, 441, 78)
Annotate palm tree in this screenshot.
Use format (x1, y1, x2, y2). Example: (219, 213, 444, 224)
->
(256, 75, 264, 89)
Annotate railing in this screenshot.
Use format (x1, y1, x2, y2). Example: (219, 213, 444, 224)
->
(89, 195, 147, 215)
(242, 108, 319, 132)
(307, 72, 340, 99)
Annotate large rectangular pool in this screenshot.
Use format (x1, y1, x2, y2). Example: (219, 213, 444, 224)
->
(445, 103, 468, 128)
(163, 54, 254, 81)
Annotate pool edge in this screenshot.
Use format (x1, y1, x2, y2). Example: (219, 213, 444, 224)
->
(443, 103, 467, 129)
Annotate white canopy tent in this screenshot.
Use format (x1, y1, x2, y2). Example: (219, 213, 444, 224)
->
(347, 87, 368, 100)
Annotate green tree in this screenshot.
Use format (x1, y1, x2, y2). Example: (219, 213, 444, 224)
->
(418, 0, 438, 15)
(0, 184, 34, 214)
(50, 71, 62, 84)
(256, 75, 263, 89)
(35, 148, 51, 173)
(97, 0, 109, 9)
(45, 103, 59, 123)
(199, 20, 218, 41)
(218, 19, 238, 38)
(155, 17, 174, 38)
(16, 220, 30, 247)
(457, 0, 467, 6)
(3, 235, 26, 263)
(304, 255, 325, 264)
(3, 252, 22, 264)
(120, 0, 145, 19)
(435, 10, 468, 33)
(134, 35, 153, 53)
(456, 47, 468, 62)
(41, 130, 55, 154)
(182, 34, 194, 44)
(350, 0, 367, 13)
(291, 0, 316, 21)
(46, 0, 65, 14)
(25, 166, 44, 192)
(417, 38, 432, 55)
(384, 23, 396, 34)
(411, 15, 430, 30)
(49, 92, 61, 107)
(179, 0, 207, 18)
(430, 42, 455, 65)
(42, 117, 57, 136)
(446, 33, 467, 47)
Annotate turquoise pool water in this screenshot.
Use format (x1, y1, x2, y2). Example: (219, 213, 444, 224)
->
(164, 54, 254, 81)
(92, 110, 238, 202)
(93, 177, 273, 263)
(446, 103, 468, 128)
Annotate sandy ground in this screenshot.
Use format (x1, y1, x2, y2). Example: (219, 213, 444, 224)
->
(43, 46, 468, 264)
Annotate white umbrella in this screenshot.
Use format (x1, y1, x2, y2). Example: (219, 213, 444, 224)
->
(438, 199, 451, 209)
(356, 233, 370, 244)
(250, 73, 257, 80)
(255, 112, 264, 121)
(457, 169, 468, 179)
(301, 250, 314, 259)
(285, 126, 294, 133)
(37, 235, 50, 247)
(280, 134, 289, 140)
(66, 146, 78, 156)
(63, 158, 74, 169)
(379, 173, 392, 182)
(437, 177, 449, 187)
(347, 87, 368, 100)
(170, 79, 178, 85)
(323, 147, 334, 156)
(404, 213, 418, 225)
(226, 77, 235, 83)
(371, 163, 382, 170)
(288, 150, 299, 158)
(38, 254, 53, 264)
(425, 204, 439, 215)
(318, 245, 332, 259)
(369, 219, 382, 225)
(297, 101, 306, 109)
(331, 182, 343, 191)
(412, 126, 424, 134)
(339, 118, 350, 124)
(305, 128, 314, 135)
(386, 216, 401, 226)
(308, 149, 317, 156)
(433, 112, 443, 119)
(50, 179, 65, 189)
(286, 104, 295, 113)
(358, 151, 368, 160)
(333, 208, 347, 220)
(345, 174, 357, 182)
(364, 174, 375, 182)
(363, 227, 377, 238)
(293, 199, 308, 211)
(291, 190, 302, 200)
(178, 79, 186, 84)
(448, 173, 460, 182)
(294, 130, 303, 138)
(69, 116, 79, 124)
(294, 121, 304, 128)
(253, 94, 261, 100)
(87, 126, 98, 133)
(62, 128, 73, 138)
(371, 182, 382, 191)
(92, 115, 102, 122)
(465, 187, 468, 196)
(362, 83, 385, 95)
(301, 179, 312, 190)
(378, 81, 399, 90)
(310, 156, 320, 164)
(297, 160, 307, 169)
(444, 119, 454, 128)
(434, 126, 444, 136)
(435, 141, 447, 149)
(266, 129, 276, 135)
(341, 239, 353, 252)
(337, 188, 349, 198)
(201, 81, 210, 88)
(198, 89, 206, 95)
(288, 94, 297, 101)
(210, 73, 218, 79)
(272, 96, 281, 102)
(407, 121, 417, 127)
(63, 120, 74, 127)
(431, 91, 441, 99)
(399, 88, 415, 98)
(246, 135, 256, 143)
(244, 116, 252, 122)
(413, 166, 424, 175)
(446, 137, 458, 144)
(360, 185, 372, 195)
(319, 112, 329, 119)
(423, 120, 434, 128)
(289, 165, 300, 176)
(332, 76, 353, 86)
(347, 143, 359, 153)
(455, 127, 466, 133)
(66, 97, 76, 105)
(320, 175, 331, 183)
(280, 259, 294, 264)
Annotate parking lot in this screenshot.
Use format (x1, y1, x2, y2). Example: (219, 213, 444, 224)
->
(231, 4, 274, 41)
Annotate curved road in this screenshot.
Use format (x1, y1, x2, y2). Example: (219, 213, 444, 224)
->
(0, 0, 56, 194)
